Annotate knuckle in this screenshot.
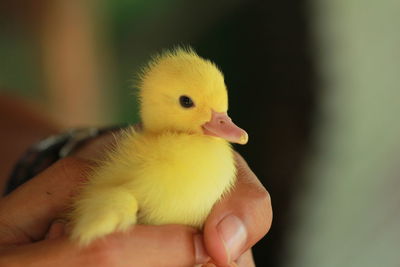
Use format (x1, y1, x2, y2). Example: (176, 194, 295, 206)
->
(247, 184, 272, 214)
(244, 187, 273, 239)
(258, 187, 272, 210)
(165, 225, 195, 251)
(160, 225, 197, 266)
(258, 189, 273, 235)
(84, 240, 119, 267)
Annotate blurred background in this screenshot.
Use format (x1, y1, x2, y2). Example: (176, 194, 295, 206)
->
(1, 0, 400, 266)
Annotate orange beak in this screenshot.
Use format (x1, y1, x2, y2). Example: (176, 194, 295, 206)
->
(202, 110, 248, 144)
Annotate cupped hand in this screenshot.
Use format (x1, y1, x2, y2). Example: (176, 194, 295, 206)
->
(0, 131, 272, 267)
(0, 157, 208, 267)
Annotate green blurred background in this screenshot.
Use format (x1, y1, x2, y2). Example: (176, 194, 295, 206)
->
(1, 0, 400, 266)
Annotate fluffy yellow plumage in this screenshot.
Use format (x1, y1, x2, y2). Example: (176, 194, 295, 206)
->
(70, 47, 248, 246)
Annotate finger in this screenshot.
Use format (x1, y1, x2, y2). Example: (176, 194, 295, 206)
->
(203, 153, 272, 266)
(201, 249, 254, 267)
(0, 224, 210, 267)
(0, 157, 91, 245)
(45, 220, 66, 240)
(236, 249, 255, 267)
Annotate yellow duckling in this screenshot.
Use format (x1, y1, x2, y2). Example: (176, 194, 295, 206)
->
(70, 47, 248, 245)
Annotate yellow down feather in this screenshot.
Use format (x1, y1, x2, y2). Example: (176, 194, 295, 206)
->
(70, 47, 237, 246)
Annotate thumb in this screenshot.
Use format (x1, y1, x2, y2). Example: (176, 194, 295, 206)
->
(0, 157, 90, 245)
(203, 153, 272, 266)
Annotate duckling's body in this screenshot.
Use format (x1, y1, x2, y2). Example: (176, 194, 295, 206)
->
(70, 48, 247, 245)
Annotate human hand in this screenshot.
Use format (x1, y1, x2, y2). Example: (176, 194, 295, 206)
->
(75, 131, 273, 266)
(0, 131, 272, 267)
(0, 157, 209, 267)
(201, 152, 272, 267)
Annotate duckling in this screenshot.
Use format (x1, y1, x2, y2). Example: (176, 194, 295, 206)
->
(70, 47, 248, 245)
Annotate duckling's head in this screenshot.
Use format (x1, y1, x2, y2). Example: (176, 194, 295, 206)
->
(138, 47, 248, 144)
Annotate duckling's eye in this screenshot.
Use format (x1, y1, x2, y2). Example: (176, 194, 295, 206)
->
(179, 95, 195, 108)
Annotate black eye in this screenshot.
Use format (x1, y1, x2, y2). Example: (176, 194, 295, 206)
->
(179, 95, 195, 108)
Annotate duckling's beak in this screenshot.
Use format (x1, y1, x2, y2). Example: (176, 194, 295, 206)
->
(202, 111, 248, 144)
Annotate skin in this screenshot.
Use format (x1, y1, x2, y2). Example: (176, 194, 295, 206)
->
(0, 96, 272, 267)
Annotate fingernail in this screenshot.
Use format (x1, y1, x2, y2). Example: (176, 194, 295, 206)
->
(217, 215, 247, 263)
(194, 234, 210, 264)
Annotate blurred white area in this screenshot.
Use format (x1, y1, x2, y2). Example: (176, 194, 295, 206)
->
(284, 0, 400, 266)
